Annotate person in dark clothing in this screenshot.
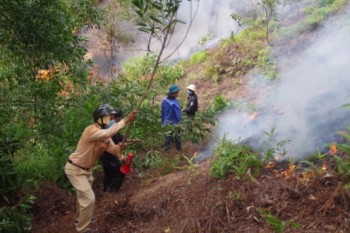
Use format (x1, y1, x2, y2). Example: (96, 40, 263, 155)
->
(99, 108, 125, 193)
(183, 84, 198, 116)
(161, 84, 182, 151)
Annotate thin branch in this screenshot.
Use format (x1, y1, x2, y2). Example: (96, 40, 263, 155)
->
(122, 11, 177, 142)
(160, 0, 200, 63)
(320, 182, 342, 214)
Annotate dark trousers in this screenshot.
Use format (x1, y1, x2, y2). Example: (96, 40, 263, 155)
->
(164, 135, 181, 151)
(102, 165, 125, 193)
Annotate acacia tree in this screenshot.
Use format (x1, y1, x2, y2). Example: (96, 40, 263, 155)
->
(231, 0, 281, 46)
(0, 0, 102, 231)
(0, 0, 102, 145)
(259, 0, 279, 46)
(123, 0, 215, 147)
(99, 0, 135, 78)
(122, 0, 184, 140)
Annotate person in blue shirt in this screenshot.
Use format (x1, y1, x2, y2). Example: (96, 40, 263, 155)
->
(161, 85, 182, 151)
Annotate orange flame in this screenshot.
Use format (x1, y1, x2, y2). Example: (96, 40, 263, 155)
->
(280, 163, 296, 178)
(36, 69, 53, 81)
(329, 143, 337, 155)
(301, 171, 316, 183)
(57, 81, 77, 99)
(59, 90, 69, 98)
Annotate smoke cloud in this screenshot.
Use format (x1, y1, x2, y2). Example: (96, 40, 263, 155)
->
(202, 2, 350, 160)
(85, 0, 255, 76)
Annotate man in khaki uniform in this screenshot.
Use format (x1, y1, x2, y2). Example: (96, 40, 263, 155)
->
(64, 104, 137, 232)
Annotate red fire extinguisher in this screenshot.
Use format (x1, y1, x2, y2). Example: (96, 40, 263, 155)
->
(120, 153, 134, 175)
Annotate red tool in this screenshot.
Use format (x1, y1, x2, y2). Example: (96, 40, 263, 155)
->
(120, 153, 134, 174)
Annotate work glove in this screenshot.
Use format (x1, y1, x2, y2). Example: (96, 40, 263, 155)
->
(124, 110, 137, 124)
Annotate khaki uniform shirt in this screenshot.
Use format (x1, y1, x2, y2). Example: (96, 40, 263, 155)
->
(68, 119, 126, 169)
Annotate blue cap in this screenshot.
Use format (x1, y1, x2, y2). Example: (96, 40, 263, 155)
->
(168, 85, 181, 94)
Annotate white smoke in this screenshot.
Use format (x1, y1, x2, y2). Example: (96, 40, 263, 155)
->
(203, 2, 350, 160)
(85, 0, 256, 76)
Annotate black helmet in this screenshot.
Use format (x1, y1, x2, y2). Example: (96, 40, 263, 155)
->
(110, 108, 123, 118)
(93, 104, 112, 122)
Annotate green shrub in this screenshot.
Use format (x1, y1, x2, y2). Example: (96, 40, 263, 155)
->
(133, 150, 162, 170)
(142, 152, 162, 168)
(123, 53, 157, 80)
(0, 154, 20, 203)
(210, 138, 262, 179)
(125, 100, 164, 148)
(123, 53, 184, 85)
(333, 155, 350, 176)
(158, 64, 184, 86)
(281, 0, 347, 36)
(161, 108, 215, 145)
(189, 51, 208, 64)
(0, 195, 36, 233)
(256, 47, 278, 79)
(12, 143, 60, 191)
(213, 95, 229, 112)
(205, 64, 224, 82)
(160, 155, 181, 175)
(259, 208, 285, 233)
(259, 128, 290, 160)
(198, 32, 215, 45)
(259, 208, 301, 232)
(333, 130, 350, 176)
(132, 151, 182, 176)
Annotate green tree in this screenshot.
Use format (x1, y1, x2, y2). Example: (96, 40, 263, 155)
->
(259, 0, 279, 45)
(0, 0, 102, 231)
(0, 0, 102, 145)
(121, 0, 184, 140)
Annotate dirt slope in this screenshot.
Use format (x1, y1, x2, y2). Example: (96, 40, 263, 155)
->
(31, 154, 350, 233)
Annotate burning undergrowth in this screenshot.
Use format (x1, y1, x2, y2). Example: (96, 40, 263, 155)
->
(32, 155, 350, 233)
(197, 3, 350, 162)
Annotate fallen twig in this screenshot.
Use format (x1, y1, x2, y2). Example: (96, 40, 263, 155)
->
(320, 182, 342, 214)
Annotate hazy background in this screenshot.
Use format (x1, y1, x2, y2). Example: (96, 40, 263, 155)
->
(207, 2, 350, 160)
(85, 0, 254, 76)
(86, 0, 350, 160)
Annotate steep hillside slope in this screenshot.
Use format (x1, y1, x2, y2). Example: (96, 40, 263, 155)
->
(31, 1, 350, 232)
(32, 156, 350, 232)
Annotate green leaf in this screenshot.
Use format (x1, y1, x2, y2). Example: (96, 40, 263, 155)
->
(173, 19, 186, 24)
(132, 0, 143, 9)
(150, 15, 164, 25)
(152, 1, 163, 10)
